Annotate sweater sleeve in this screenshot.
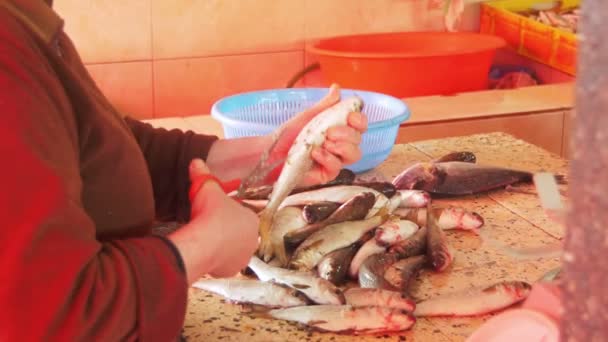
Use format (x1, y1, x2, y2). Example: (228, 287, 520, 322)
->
(0, 12, 187, 342)
(124, 117, 219, 223)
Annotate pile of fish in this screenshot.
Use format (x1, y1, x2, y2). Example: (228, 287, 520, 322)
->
(192, 95, 552, 334)
(526, 7, 580, 33)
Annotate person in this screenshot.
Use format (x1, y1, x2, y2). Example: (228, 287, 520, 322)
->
(0, 1, 368, 341)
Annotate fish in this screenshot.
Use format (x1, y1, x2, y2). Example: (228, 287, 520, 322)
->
(289, 209, 389, 271)
(348, 239, 387, 279)
(375, 219, 419, 246)
(247, 256, 344, 305)
(387, 194, 402, 213)
(433, 151, 477, 163)
(192, 278, 308, 308)
(317, 244, 359, 285)
(426, 204, 454, 272)
(250, 305, 416, 334)
(257, 96, 364, 260)
(278, 185, 390, 217)
(396, 190, 431, 208)
(383, 255, 428, 293)
(293, 168, 357, 193)
(344, 288, 416, 311)
(392, 161, 566, 196)
(266, 206, 309, 265)
(392, 206, 484, 234)
(301, 201, 341, 224)
(388, 225, 428, 259)
(358, 252, 400, 290)
(284, 192, 376, 246)
(355, 182, 397, 198)
(413, 281, 532, 317)
(349, 218, 418, 278)
(231, 169, 357, 200)
(236, 85, 342, 196)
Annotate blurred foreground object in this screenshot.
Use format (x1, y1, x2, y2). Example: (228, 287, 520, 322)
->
(562, 0, 608, 339)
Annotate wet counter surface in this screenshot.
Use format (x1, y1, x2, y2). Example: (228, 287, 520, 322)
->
(180, 132, 568, 341)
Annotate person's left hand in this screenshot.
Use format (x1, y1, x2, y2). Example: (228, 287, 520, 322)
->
(266, 84, 368, 187)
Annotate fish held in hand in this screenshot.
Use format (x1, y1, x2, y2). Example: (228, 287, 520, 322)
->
(289, 209, 389, 271)
(426, 205, 454, 272)
(247, 256, 344, 305)
(317, 244, 359, 285)
(257, 96, 365, 260)
(235, 169, 357, 200)
(192, 278, 308, 308)
(284, 192, 376, 246)
(413, 281, 532, 317)
(250, 305, 416, 334)
(393, 161, 566, 196)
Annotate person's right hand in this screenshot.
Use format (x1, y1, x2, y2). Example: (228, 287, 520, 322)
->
(169, 159, 260, 282)
(189, 158, 260, 277)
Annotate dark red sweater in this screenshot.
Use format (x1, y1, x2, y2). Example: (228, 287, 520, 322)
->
(0, 1, 218, 341)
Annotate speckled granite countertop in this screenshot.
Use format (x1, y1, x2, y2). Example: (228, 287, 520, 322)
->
(181, 132, 568, 342)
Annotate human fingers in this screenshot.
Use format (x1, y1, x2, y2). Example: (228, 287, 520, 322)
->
(347, 111, 368, 132)
(189, 158, 211, 181)
(326, 126, 362, 145)
(306, 148, 343, 185)
(323, 140, 362, 165)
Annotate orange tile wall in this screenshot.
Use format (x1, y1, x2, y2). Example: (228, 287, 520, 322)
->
(53, 0, 479, 119)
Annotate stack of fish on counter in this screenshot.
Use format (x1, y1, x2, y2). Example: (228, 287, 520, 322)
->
(192, 93, 559, 334)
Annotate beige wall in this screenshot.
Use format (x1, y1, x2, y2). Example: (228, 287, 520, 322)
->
(53, 0, 481, 119)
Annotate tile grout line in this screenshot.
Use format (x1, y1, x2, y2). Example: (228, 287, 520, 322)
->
(82, 49, 304, 67)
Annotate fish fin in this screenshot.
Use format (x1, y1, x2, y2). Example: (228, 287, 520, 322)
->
(258, 208, 276, 261)
(236, 131, 287, 198)
(241, 304, 274, 319)
(307, 320, 329, 327)
(273, 240, 290, 267)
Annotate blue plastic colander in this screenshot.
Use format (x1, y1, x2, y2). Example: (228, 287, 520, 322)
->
(210, 88, 411, 173)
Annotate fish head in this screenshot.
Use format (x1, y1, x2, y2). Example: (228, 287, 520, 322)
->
(392, 162, 440, 190)
(346, 96, 365, 113)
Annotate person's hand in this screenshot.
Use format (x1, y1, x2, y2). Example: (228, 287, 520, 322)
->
(169, 159, 259, 282)
(268, 84, 368, 187)
(189, 159, 260, 277)
(522, 282, 562, 323)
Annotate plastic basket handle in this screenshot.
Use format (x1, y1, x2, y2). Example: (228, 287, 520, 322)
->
(285, 62, 320, 88)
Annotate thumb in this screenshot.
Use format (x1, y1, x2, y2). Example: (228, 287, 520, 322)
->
(189, 158, 211, 181)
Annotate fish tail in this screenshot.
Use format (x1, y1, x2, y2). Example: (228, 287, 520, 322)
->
(273, 240, 290, 267)
(241, 304, 274, 319)
(257, 208, 275, 261)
